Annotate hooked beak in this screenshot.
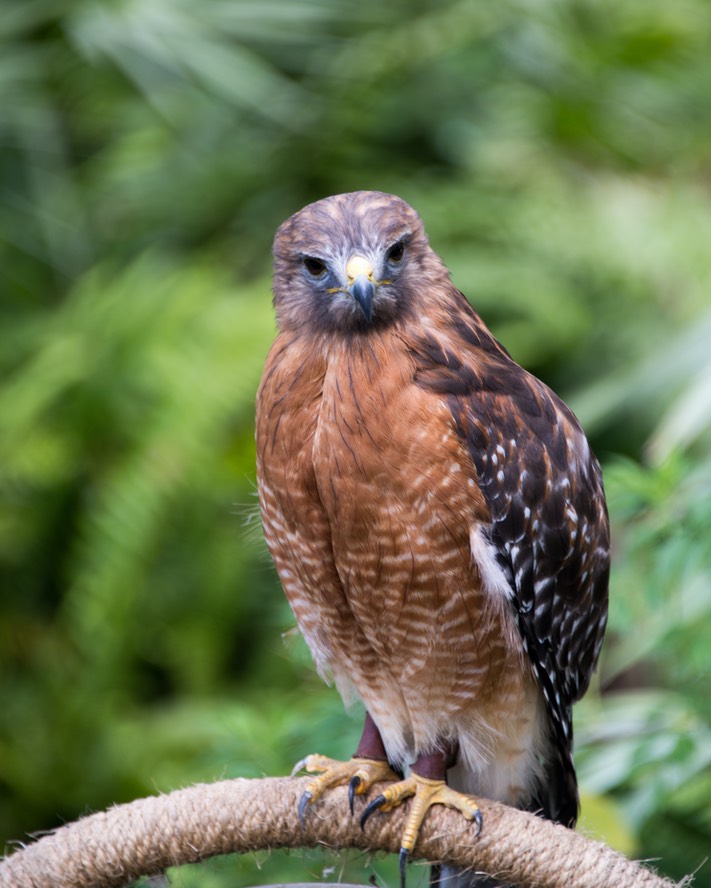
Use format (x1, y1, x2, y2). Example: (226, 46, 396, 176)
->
(345, 255, 376, 323)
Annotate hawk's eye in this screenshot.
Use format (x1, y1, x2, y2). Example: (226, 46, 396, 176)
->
(386, 240, 406, 263)
(303, 256, 327, 277)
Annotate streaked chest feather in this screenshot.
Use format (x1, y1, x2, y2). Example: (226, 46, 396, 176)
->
(310, 342, 514, 664)
(258, 332, 541, 778)
(314, 345, 469, 569)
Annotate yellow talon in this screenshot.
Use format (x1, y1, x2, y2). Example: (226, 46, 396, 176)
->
(293, 758, 482, 888)
(293, 753, 399, 821)
(362, 772, 481, 848)
(360, 771, 482, 888)
(396, 775, 480, 851)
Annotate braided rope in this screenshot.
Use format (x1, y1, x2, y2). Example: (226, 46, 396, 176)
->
(0, 777, 682, 888)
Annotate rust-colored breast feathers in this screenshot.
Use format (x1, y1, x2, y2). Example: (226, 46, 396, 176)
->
(257, 320, 542, 767)
(256, 333, 348, 679)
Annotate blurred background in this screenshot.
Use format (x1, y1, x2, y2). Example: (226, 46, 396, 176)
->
(2, 0, 711, 885)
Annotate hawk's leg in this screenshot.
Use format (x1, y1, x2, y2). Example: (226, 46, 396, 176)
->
(361, 744, 482, 888)
(293, 712, 400, 822)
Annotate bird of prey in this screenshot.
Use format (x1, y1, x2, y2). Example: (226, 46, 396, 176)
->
(256, 191, 609, 885)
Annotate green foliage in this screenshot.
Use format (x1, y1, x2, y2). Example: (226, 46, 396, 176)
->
(2, 0, 711, 885)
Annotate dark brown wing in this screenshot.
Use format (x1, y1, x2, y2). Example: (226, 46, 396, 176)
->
(409, 292, 610, 822)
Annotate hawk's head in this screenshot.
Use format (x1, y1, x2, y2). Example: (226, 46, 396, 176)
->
(272, 191, 447, 334)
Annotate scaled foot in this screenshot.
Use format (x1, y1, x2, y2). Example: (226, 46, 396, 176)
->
(361, 772, 482, 888)
(292, 753, 400, 820)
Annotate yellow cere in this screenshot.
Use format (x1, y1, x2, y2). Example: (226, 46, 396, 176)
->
(345, 255, 374, 281)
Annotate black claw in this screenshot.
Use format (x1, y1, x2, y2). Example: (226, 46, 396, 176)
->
(399, 847, 409, 888)
(348, 775, 361, 815)
(473, 809, 483, 837)
(360, 793, 386, 830)
(297, 790, 312, 826)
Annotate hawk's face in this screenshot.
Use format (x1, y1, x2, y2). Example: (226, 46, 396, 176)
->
(272, 191, 446, 335)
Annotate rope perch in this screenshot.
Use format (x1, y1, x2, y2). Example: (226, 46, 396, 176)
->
(0, 776, 681, 888)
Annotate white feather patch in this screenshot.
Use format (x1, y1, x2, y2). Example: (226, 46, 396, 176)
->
(469, 524, 514, 601)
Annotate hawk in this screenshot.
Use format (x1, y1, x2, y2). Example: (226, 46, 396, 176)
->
(256, 191, 609, 885)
